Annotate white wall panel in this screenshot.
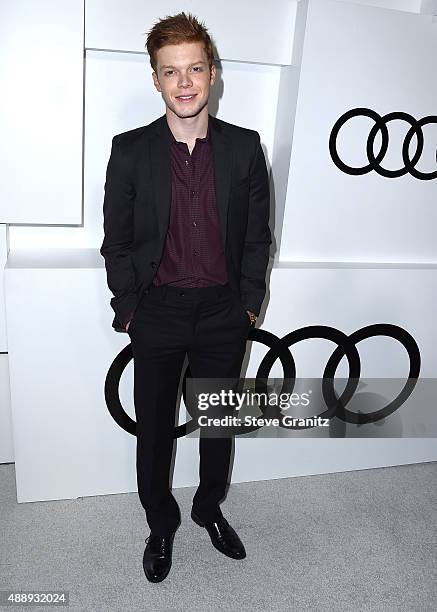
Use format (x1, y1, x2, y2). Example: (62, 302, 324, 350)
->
(0, 217, 13, 466)
(0, 0, 84, 224)
(0, 354, 13, 463)
(86, 0, 298, 66)
(280, 0, 437, 262)
(340, 0, 422, 12)
(5, 251, 437, 502)
(420, 0, 437, 14)
(344, 0, 437, 12)
(271, 66, 302, 257)
(8, 53, 280, 249)
(0, 224, 8, 351)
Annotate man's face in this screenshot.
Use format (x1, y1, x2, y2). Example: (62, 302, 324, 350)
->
(152, 41, 216, 119)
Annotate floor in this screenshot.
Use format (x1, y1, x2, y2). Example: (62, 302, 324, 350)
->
(1, 461, 436, 611)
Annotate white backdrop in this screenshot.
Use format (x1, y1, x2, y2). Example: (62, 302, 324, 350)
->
(280, 0, 437, 262)
(1, 0, 437, 501)
(0, 0, 83, 224)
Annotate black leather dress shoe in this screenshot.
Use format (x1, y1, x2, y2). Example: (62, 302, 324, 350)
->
(142, 532, 175, 582)
(191, 510, 246, 559)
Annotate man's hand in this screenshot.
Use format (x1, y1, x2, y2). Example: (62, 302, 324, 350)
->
(246, 310, 257, 325)
(124, 311, 135, 332)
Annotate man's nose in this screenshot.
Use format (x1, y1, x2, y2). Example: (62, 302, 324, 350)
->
(178, 72, 193, 88)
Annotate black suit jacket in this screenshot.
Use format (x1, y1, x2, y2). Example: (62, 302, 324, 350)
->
(100, 113, 271, 332)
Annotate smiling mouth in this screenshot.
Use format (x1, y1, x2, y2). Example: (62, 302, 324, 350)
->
(176, 94, 197, 102)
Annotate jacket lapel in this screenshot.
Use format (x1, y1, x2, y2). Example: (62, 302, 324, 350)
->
(209, 114, 232, 250)
(149, 114, 172, 240)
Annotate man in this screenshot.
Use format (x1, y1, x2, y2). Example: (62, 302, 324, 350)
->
(100, 12, 271, 582)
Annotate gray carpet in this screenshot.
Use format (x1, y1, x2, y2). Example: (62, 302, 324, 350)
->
(1, 462, 436, 611)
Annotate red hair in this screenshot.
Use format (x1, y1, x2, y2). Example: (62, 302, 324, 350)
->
(145, 12, 215, 72)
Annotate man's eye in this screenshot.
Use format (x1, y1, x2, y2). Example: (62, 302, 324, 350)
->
(165, 70, 174, 76)
(192, 66, 202, 72)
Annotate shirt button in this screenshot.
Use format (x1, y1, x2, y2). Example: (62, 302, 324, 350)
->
(191, 190, 195, 196)
(192, 221, 197, 227)
(185, 159, 189, 166)
(193, 250, 198, 256)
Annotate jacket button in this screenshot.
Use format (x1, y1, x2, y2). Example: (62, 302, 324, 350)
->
(151, 261, 156, 268)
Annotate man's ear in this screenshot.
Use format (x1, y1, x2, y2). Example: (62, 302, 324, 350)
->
(152, 71, 162, 92)
(209, 63, 216, 86)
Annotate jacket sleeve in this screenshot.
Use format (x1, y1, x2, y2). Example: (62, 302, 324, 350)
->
(239, 132, 272, 316)
(100, 135, 138, 328)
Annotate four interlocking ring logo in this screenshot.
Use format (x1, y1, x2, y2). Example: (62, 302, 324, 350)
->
(104, 323, 421, 437)
(329, 108, 437, 180)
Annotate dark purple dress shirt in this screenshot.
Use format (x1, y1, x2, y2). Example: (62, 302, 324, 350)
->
(153, 119, 228, 288)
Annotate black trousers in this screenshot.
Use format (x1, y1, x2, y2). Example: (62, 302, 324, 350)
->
(128, 282, 251, 536)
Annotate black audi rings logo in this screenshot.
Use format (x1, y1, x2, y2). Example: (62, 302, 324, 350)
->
(329, 107, 437, 180)
(104, 323, 421, 437)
